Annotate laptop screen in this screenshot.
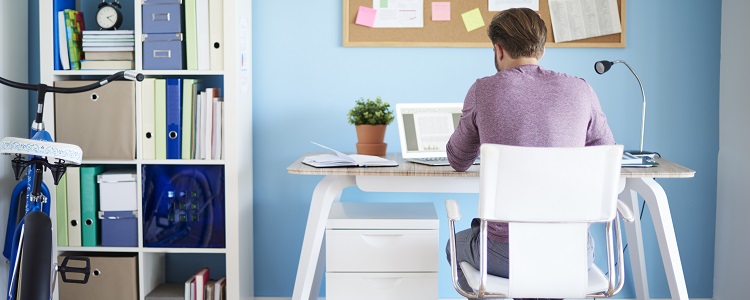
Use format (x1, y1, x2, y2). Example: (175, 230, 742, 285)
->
(396, 103, 463, 158)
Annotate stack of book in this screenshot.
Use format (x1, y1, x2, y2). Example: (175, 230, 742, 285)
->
(80, 30, 135, 70)
(57, 9, 84, 70)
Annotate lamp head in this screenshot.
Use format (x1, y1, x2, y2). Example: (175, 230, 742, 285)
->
(594, 60, 614, 74)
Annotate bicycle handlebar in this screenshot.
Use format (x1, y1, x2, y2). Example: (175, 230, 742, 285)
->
(47, 70, 144, 94)
(0, 70, 144, 93)
(0, 70, 144, 128)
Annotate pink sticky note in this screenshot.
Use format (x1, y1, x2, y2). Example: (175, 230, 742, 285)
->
(355, 6, 377, 28)
(432, 2, 451, 21)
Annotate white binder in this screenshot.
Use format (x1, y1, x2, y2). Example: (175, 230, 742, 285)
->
(141, 78, 156, 160)
(196, 0, 210, 70)
(66, 167, 82, 247)
(209, 0, 224, 70)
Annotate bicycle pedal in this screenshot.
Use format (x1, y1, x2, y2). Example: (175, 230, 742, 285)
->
(58, 256, 91, 284)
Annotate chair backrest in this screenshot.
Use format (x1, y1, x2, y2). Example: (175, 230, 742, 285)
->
(478, 144, 623, 298)
(479, 144, 623, 222)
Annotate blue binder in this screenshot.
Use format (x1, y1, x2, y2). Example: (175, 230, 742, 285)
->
(165, 78, 182, 159)
(53, 0, 75, 70)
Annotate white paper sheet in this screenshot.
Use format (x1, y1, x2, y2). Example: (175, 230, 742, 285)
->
(372, 0, 424, 28)
(548, 0, 621, 43)
(488, 0, 539, 11)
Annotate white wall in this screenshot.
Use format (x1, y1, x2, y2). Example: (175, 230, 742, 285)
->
(714, 1, 750, 299)
(0, 0, 29, 293)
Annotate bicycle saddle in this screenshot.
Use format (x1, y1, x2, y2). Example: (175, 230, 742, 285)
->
(0, 137, 83, 165)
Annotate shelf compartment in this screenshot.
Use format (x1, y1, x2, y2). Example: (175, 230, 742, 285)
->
(142, 165, 226, 248)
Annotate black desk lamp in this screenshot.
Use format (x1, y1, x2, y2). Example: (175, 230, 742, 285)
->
(595, 60, 658, 158)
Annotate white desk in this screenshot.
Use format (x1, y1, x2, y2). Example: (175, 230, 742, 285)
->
(287, 154, 696, 300)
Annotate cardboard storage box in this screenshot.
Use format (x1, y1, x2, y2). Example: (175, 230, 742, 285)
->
(58, 253, 138, 300)
(54, 81, 135, 160)
(98, 170, 138, 212)
(143, 33, 183, 70)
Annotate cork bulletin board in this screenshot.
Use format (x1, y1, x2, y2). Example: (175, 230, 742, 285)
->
(343, 0, 626, 48)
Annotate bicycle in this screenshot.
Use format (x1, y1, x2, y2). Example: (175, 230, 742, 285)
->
(0, 70, 143, 300)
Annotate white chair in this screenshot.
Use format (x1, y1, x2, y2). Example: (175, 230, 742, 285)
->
(446, 144, 634, 299)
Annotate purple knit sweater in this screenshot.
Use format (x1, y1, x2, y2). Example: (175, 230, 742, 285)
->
(446, 64, 615, 242)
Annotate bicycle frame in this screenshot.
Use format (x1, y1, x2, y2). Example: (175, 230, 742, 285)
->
(0, 71, 143, 300)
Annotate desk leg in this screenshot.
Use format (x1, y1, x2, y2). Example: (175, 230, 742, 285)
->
(627, 178, 689, 300)
(621, 185, 650, 300)
(292, 176, 356, 300)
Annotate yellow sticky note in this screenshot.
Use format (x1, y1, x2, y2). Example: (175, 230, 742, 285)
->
(461, 8, 485, 32)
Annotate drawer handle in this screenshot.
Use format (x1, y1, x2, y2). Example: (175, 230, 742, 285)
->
(364, 276, 405, 288)
(360, 234, 404, 248)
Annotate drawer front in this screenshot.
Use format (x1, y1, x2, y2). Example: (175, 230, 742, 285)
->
(326, 229, 438, 272)
(326, 272, 438, 300)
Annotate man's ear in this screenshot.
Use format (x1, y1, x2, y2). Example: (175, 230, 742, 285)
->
(494, 44, 503, 60)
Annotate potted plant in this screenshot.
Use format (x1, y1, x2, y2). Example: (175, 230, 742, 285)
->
(347, 97, 394, 156)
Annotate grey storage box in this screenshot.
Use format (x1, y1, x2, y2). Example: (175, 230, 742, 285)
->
(142, 0, 182, 34)
(54, 81, 135, 160)
(99, 211, 138, 247)
(143, 33, 183, 70)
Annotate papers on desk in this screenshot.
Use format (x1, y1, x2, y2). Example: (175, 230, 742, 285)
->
(302, 142, 398, 168)
(622, 152, 659, 168)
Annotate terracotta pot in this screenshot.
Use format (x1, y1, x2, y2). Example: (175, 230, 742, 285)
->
(355, 125, 387, 156)
(356, 143, 387, 156)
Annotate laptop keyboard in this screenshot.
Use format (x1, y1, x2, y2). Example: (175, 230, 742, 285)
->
(409, 157, 480, 165)
(412, 157, 449, 163)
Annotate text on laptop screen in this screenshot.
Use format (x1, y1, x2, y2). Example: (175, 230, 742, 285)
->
(398, 105, 462, 156)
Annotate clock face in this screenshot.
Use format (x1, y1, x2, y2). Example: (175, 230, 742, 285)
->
(96, 5, 119, 29)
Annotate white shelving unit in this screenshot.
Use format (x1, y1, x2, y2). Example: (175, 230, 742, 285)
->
(38, 1, 253, 299)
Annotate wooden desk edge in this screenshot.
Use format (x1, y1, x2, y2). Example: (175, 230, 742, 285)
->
(288, 154, 696, 179)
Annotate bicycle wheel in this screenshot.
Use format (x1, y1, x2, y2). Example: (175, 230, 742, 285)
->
(16, 211, 52, 300)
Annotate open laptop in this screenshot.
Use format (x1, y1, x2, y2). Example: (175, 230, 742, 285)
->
(396, 103, 480, 166)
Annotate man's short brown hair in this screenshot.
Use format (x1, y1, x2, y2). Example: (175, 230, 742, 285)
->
(487, 8, 547, 59)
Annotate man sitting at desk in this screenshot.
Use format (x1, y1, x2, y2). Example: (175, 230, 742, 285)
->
(445, 8, 615, 300)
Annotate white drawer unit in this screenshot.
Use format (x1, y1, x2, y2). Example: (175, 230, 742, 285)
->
(326, 202, 439, 300)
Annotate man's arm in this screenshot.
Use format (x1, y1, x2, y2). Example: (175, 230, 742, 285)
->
(447, 84, 481, 171)
(585, 85, 616, 146)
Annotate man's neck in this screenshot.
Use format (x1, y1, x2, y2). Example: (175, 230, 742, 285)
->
(502, 57, 539, 70)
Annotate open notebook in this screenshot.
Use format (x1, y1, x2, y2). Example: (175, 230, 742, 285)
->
(302, 142, 398, 168)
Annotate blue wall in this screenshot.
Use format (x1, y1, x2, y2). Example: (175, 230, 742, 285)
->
(253, 0, 720, 298)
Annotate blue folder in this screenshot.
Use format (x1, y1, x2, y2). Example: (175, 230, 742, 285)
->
(165, 78, 182, 159)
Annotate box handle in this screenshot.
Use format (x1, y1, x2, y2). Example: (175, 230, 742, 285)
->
(153, 50, 172, 58)
(152, 12, 171, 22)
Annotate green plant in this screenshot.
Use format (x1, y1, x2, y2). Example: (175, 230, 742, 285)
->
(347, 97, 395, 125)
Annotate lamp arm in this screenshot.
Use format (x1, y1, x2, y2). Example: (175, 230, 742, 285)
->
(617, 60, 646, 154)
